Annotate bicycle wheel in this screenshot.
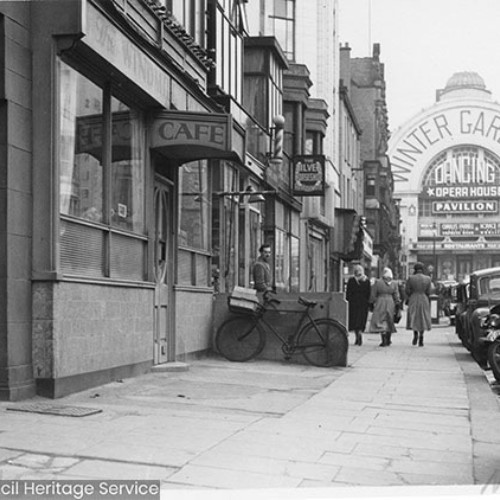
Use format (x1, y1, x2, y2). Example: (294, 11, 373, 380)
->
(215, 315, 265, 362)
(298, 319, 348, 367)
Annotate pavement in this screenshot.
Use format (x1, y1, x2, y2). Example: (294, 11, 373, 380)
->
(1, 318, 500, 500)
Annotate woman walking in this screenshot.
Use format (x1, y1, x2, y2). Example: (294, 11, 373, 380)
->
(369, 267, 400, 347)
(346, 265, 371, 346)
(406, 262, 432, 346)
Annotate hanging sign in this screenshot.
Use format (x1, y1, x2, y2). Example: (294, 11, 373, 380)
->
(292, 155, 325, 196)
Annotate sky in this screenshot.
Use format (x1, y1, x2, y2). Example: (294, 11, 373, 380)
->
(338, 0, 500, 133)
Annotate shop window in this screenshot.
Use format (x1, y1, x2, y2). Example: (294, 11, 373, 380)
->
(273, 201, 299, 292)
(178, 161, 211, 286)
(58, 60, 146, 281)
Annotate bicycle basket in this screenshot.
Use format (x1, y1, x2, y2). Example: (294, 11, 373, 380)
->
(228, 286, 262, 314)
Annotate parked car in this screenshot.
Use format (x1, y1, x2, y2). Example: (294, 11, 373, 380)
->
(455, 267, 500, 367)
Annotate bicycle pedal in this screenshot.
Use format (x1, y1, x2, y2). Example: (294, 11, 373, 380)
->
(284, 355, 291, 361)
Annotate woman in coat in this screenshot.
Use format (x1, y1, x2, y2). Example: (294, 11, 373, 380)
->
(369, 267, 400, 347)
(346, 264, 371, 346)
(405, 262, 432, 346)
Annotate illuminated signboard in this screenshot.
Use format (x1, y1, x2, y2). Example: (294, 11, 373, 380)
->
(419, 146, 500, 215)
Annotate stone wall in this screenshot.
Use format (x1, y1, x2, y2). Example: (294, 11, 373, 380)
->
(33, 282, 153, 380)
(175, 288, 214, 360)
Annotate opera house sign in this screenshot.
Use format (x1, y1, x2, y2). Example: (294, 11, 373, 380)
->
(389, 77, 500, 257)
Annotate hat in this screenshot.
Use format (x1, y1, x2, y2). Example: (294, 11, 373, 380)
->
(382, 267, 393, 279)
(414, 262, 425, 272)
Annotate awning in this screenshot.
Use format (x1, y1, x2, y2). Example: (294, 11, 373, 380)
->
(150, 110, 245, 164)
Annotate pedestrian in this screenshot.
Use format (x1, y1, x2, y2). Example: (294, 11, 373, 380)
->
(405, 261, 432, 346)
(369, 267, 400, 347)
(345, 264, 371, 346)
(252, 244, 273, 293)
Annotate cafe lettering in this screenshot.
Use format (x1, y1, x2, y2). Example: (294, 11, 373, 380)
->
(156, 121, 225, 146)
(150, 111, 237, 161)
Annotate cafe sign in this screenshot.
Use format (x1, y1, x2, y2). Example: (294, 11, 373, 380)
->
(150, 110, 244, 163)
(292, 155, 325, 196)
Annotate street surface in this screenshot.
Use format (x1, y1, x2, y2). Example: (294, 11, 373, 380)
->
(0, 318, 499, 499)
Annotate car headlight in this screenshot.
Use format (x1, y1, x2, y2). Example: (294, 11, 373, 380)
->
(489, 314, 500, 328)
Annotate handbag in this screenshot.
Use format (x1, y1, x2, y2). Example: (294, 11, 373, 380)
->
(394, 305, 402, 324)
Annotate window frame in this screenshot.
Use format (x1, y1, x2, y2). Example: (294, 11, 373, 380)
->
(57, 58, 148, 282)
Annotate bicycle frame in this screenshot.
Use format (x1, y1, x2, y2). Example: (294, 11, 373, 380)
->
(255, 302, 321, 353)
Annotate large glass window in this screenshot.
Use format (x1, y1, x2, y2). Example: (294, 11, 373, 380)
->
(269, 0, 295, 60)
(178, 161, 211, 287)
(210, 1, 244, 103)
(58, 60, 146, 281)
(60, 66, 103, 222)
(273, 201, 299, 292)
(111, 98, 145, 233)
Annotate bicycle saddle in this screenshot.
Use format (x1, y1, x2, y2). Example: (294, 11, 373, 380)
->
(298, 296, 317, 308)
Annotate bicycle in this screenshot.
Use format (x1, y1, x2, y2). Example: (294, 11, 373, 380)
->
(215, 293, 348, 367)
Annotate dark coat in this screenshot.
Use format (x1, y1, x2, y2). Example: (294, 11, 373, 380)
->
(346, 276, 371, 332)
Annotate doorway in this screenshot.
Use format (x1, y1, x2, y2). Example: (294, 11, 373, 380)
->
(153, 175, 174, 365)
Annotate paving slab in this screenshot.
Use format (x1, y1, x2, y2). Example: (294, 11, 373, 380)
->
(0, 324, 498, 498)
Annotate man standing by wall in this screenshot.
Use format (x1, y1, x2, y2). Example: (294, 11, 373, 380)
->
(253, 244, 273, 292)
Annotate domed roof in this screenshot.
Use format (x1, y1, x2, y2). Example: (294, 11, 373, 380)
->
(444, 71, 486, 91)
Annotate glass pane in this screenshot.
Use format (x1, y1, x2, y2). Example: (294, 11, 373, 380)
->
(290, 235, 299, 292)
(111, 98, 145, 233)
(249, 209, 261, 285)
(275, 229, 284, 288)
(275, 0, 287, 17)
(243, 76, 266, 126)
(179, 161, 209, 250)
(59, 60, 103, 223)
(171, 0, 185, 24)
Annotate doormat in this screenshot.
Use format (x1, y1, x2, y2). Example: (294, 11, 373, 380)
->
(6, 403, 102, 417)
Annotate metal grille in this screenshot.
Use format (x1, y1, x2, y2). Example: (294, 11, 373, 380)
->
(7, 403, 102, 417)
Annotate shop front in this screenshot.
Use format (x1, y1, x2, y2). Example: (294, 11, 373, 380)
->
(26, 0, 244, 397)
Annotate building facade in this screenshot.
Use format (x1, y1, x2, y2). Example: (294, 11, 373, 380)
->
(0, 0, 349, 400)
(390, 72, 500, 281)
(339, 43, 400, 279)
(246, 0, 341, 292)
